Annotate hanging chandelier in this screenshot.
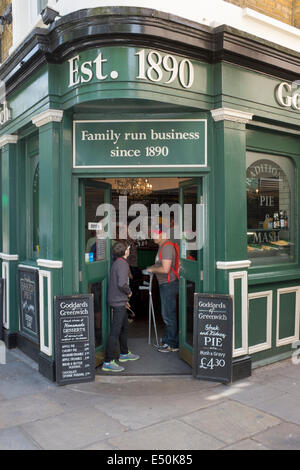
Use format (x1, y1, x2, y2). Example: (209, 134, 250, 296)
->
(114, 178, 153, 198)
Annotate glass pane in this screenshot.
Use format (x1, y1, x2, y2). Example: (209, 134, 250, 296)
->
(38, 0, 48, 13)
(85, 186, 105, 263)
(32, 162, 39, 258)
(185, 280, 195, 347)
(247, 156, 295, 266)
(182, 185, 198, 261)
(90, 281, 102, 348)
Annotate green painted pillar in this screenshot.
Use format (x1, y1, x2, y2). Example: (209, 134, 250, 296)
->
(60, 111, 73, 295)
(211, 108, 253, 368)
(32, 110, 64, 261)
(32, 110, 64, 381)
(0, 135, 19, 346)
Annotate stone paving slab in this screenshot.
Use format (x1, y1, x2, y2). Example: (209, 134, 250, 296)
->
(1, 351, 300, 450)
(0, 393, 64, 430)
(0, 360, 38, 379)
(83, 441, 117, 450)
(180, 400, 281, 445)
(71, 375, 218, 398)
(21, 407, 128, 450)
(258, 373, 300, 397)
(223, 438, 270, 450)
(253, 423, 300, 450)
(204, 379, 286, 407)
(93, 389, 226, 430)
(248, 393, 300, 426)
(0, 371, 55, 400)
(0, 427, 39, 450)
(108, 419, 224, 450)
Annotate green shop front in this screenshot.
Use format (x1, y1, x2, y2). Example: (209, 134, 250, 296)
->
(0, 7, 300, 382)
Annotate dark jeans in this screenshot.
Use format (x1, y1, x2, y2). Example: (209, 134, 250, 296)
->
(159, 279, 179, 348)
(105, 306, 129, 362)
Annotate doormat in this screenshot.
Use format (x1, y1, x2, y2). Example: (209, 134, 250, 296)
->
(95, 338, 192, 376)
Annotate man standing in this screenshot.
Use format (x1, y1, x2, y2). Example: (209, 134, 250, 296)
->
(147, 224, 179, 353)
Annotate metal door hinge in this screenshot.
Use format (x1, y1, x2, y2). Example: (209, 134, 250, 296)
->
(201, 271, 204, 281)
(78, 196, 82, 207)
(200, 195, 204, 205)
(79, 271, 82, 282)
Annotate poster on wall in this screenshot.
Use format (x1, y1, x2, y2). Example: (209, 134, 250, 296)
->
(55, 294, 95, 386)
(193, 293, 233, 383)
(18, 267, 40, 343)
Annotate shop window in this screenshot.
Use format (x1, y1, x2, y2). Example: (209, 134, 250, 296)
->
(246, 153, 295, 266)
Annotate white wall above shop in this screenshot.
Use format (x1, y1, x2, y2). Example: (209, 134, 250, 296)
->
(10, 0, 300, 55)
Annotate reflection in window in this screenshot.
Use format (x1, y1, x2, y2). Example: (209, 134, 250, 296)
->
(247, 155, 295, 266)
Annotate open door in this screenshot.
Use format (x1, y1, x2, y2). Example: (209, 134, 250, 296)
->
(79, 179, 112, 356)
(179, 179, 203, 366)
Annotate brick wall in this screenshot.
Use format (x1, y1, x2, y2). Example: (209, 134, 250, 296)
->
(0, 0, 12, 62)
(225, 0, 294, 25)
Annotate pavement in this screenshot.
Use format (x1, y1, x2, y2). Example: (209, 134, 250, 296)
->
(0, 347, 300, 450)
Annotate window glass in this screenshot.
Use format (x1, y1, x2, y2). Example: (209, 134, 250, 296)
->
(85, 186, 106, 263)
(247, 153, 295, 266)
(37, 0, 48, 13)
(182, 185, 198, 261)
(32, 162, 39, 257)
(28, 155, 39, 260)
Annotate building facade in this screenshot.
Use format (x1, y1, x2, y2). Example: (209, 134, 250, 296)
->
(0, 1, 300, 381)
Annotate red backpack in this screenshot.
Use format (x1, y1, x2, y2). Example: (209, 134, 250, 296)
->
(159, 241, 180, 283)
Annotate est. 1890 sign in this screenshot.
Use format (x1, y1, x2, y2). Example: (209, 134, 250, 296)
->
(73, 119, 207, 169)
(193, 293, 233, 383)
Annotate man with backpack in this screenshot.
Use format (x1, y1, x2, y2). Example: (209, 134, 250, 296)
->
(147, 224, 179, 353)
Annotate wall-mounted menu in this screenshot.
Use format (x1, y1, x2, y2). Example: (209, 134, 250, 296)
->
(55, 294, 95, 386)
(193, 293, 233, 383)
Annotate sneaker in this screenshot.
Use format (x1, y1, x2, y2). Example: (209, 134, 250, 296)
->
(157, 344, 179, 353)
(119, 351, 140, 362)
(101, 360, 124, 372)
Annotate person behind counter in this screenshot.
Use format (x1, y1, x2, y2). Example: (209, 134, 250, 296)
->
(146, 224, 179, 353)
(102, 242, 140, 372)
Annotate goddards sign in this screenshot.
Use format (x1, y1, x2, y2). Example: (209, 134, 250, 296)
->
(275, 82, 300, 110)
(73, 119, 207, 169)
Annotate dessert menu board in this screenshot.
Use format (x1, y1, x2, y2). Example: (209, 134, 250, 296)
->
(55, 294, 95, 386)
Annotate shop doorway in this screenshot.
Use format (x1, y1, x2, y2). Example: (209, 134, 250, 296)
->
(78, 177, 203, 374)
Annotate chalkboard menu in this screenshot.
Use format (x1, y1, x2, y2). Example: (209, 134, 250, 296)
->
(193, 293, 233, 383)
(18, 267, 40, 342)
(55, 294, 95, 386)
(0, 278, 3, 341)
